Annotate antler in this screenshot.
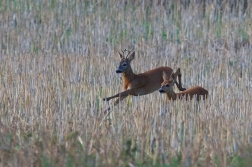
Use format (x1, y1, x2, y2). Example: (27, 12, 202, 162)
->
(122, 49, 127, 56)
(119, 49, 134, 59)
(125, 48, 134, 59)
(118, 49, 127, 59)
(122, 49, 127, 53)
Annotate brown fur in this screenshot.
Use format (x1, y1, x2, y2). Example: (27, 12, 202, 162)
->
(159, 69, 208, 101)
(103, 50, 186, 113)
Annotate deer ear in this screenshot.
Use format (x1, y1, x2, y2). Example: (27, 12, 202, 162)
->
(170, 73, 175, 81)
(127, 51, 135, 61)
(173, 68, 179, 77)
(162, 71, 169, 81)
(118, 52, 123, 59)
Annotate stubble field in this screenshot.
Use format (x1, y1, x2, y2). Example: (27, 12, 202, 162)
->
(0, 0, 252, 166)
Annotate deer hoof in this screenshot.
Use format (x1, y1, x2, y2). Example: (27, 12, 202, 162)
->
(103, 98, 109, 101)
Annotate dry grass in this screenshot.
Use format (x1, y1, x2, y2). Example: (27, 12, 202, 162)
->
(0, 0, 252, 167)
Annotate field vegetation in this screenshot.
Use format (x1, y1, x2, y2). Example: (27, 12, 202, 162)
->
(0, 0, 252, 166)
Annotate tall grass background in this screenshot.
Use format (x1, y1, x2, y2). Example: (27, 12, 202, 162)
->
(0, 0, 252, 166)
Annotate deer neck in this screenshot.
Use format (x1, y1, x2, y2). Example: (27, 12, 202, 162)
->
(122, 67, 135, 84)
(166, 90, 177, 100)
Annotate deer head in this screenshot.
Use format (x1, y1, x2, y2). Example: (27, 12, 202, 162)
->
(159, 72, 176, 93)
(116, 49, 135, 73)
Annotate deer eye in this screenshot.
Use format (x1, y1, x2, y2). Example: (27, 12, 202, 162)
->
(165, 84, 170, 87)
(122, 63, 127, 66)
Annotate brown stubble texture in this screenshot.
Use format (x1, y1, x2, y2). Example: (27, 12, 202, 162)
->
(0, 1, 252, 166)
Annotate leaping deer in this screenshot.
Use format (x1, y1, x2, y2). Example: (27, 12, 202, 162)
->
(159, 68, 208, 100)
(103, 49, 186, 113)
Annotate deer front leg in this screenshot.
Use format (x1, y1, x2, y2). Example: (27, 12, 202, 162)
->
(113, 96, 127, 106)
(102, 94, 128, 114)
(103, 89, 132, 101)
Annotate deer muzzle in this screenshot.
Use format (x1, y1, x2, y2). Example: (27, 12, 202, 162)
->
(159, 89, 165, 93)
(116, 70, 122, 73)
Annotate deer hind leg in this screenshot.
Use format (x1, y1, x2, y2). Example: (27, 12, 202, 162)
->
(174, 68, 186, 91)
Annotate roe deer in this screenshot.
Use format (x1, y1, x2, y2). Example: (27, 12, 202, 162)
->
(103, 49, 186, 113)
(159, 69, 208, 100)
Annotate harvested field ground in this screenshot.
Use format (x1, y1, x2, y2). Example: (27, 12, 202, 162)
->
(0, 0, 252, 167)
